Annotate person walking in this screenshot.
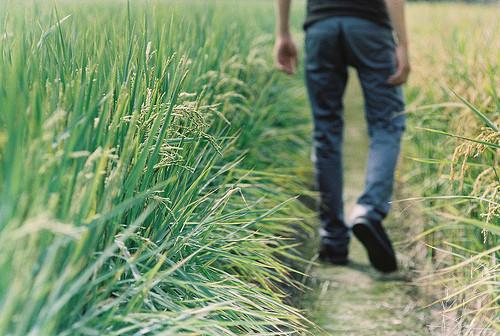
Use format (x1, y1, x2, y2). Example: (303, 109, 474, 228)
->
(274, 0, 410, 273)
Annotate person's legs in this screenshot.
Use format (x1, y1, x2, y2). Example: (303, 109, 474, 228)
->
(305, 18, 350, 262)
(341, 17, 406, 224)
(339, 17, 405, 272)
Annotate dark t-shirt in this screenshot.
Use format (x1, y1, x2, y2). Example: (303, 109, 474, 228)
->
(305, 0, 392, 29)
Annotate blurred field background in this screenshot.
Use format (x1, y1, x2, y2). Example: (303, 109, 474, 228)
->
(0, 0, 498, 335)
(401, 3, 499, 334)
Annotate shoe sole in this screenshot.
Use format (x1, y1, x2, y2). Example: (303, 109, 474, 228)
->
(352, 222, 397, 273)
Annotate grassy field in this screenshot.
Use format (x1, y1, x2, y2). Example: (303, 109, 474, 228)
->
(0, 1, 316, 334)
(400, 4, 499, 334)
(0, 0, 498, 335)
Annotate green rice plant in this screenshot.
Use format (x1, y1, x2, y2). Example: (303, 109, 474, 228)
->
(0, 0, 315, 334)
(402, 3, 499, 334)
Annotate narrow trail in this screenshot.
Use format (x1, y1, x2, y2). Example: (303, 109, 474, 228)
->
(304, 77, 430, 335)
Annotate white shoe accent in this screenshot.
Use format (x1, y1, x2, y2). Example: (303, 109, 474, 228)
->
(347, 204, 370, 228)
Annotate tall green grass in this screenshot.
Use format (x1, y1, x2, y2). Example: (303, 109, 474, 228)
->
(0, 1, 314, 334)
(403, 4, 499, 334)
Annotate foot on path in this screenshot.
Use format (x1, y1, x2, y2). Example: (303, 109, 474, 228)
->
(306, 79, 429, 335)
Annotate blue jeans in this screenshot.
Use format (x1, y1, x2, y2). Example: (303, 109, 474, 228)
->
(305, 17, 405, 251)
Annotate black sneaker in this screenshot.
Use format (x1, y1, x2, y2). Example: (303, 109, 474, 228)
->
(318, 239, 349, 265)
(352, 218, 397, 273)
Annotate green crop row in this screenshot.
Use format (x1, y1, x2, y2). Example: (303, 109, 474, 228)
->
(0, 1, 315, 335)
(403, 4, 499, 333)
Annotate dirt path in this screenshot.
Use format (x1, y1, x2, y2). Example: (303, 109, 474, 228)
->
(305, 78, 430, 335)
